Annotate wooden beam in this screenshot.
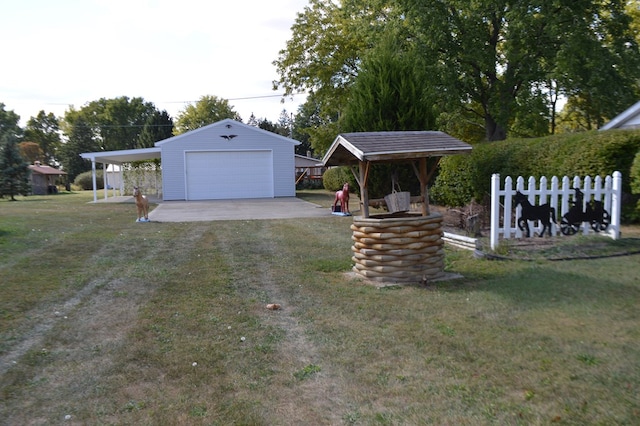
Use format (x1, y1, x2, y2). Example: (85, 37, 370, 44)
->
(349, 165, 361, 187)
(359, 161, 370, 217)
(419, 158, 429, 216)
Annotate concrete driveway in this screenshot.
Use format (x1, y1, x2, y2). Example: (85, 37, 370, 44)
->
(147, 197, 333, 222)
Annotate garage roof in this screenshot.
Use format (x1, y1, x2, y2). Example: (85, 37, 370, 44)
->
(80, 147, 161, 165)
(322, 131, 472, 166)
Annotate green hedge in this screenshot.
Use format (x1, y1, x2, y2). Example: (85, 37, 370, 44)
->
(432, 129, 640, 216)
(322, 167, 357, 192)
(74, 170, 104, 190)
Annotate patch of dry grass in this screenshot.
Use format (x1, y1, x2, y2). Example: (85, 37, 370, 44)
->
(1, 191, 639, 425)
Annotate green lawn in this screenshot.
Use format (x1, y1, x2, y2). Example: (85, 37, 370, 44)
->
(1, 191, 639, 425)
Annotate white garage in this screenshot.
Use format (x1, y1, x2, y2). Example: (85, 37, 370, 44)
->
(81, 119, 300, 202)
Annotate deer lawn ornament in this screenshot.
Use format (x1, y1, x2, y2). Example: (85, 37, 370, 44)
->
(133, 186, 150, 222)
(333, 182, 350, 214)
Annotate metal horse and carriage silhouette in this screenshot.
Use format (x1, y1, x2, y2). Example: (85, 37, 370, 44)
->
(514, 187, 610, 237)
(489, 173, 621, 250)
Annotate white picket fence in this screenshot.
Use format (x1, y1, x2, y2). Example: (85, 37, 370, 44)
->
(490, 172, 622, 250)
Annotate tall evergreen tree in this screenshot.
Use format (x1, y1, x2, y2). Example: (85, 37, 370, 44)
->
(341, 36, 436, 132)
(0, 133, 31, 200)
(0, 103, 23, 142)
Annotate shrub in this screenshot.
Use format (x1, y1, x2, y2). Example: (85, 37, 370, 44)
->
(296, 178, 324, 190)
(323, 167, 355, 192)
(74, 170, 104, 190)
(631, 151, 640, 195)
(429, 155, 475, 207)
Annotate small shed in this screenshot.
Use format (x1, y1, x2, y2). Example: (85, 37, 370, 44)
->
(322, 131, 472, 283)
(28, 161, 67, 195)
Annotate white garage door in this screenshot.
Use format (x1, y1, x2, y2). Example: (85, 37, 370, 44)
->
(185, 151, 274, 200)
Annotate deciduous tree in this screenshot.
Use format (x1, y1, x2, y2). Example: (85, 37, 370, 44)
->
(58, 117, 99, 181)
(24, 111, 61, 165)
(276, 0, 640, 144)
(18, 142, 43, 164)
(173, 95, 240, 135)
(63, 97, 159, 152)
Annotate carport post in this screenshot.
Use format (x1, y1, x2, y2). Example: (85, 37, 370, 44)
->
(91, 160, 98, 203)
(103, 164, 108, 200)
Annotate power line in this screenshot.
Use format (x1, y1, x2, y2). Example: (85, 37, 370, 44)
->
(45, 93, 304, 107)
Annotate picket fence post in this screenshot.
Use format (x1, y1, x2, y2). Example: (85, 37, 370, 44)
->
(490, 174, 500, 250)
(611, 171, 622, 239)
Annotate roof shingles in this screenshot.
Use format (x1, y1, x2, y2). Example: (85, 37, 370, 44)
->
(322, 131, 472, 166)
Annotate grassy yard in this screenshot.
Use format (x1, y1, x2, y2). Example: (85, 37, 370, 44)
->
(1, 191, 639, 425)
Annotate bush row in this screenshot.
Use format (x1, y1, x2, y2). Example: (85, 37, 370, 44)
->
(431, 129, 640, 220)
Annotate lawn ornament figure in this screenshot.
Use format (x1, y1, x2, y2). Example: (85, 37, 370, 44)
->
(560, 188, 610, 235)
(333, 182, 351, 215)
(514, 191, 556, 237)
(133, 186, 150, 222)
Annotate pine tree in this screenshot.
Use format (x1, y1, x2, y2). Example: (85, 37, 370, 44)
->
(0, 133, 31, 200)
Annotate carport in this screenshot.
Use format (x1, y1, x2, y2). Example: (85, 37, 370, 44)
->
(80, 147, 161, 203)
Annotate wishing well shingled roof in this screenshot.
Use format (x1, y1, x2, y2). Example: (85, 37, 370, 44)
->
(322, 131, 472, 166)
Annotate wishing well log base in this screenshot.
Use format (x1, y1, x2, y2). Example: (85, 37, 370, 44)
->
(350, 213, 445, 283)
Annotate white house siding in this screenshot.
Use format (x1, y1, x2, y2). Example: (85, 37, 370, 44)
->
(158, 119, 298, 201)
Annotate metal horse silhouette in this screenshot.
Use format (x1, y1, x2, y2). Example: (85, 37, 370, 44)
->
(133, 186, 150, 222)
(560, 188, 610, 235)
(514, 191, 556, 237)
(333, 182, 350, 214)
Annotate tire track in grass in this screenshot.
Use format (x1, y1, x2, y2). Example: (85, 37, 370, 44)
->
(0, 224, 208, 379)
(216, 221, 350, 424)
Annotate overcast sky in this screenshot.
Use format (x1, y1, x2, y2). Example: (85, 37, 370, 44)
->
(0, 0, 309, 126)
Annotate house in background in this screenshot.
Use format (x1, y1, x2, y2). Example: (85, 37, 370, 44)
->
(105, 164, 122, 190)
(81, 119, 301, 202)
(600, 100, 640, 130)
(28, 161, 67, 195)
(294, 154, 325, 185)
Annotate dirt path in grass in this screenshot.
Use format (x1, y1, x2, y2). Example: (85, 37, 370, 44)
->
(218, 226, 350, 424)
(0, 225, 209, 423)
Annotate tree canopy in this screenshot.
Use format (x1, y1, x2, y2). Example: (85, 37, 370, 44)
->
(24, 111, 61, 165)
(0, 103, 22, 142)
(63, 97, 161, 152)
(58, 117, 100, 181)
(341, 36, 437, 133)
(173, 95, 240, 135)
(275, 0, 640, 144)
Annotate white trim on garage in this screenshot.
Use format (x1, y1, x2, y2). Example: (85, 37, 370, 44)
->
(184, 150, 274, 200)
